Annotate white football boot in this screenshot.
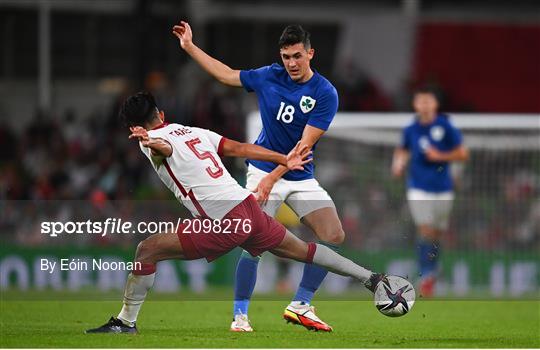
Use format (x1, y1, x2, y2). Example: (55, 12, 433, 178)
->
(283, 302, 333, 332)
(230, 312, 253, 332)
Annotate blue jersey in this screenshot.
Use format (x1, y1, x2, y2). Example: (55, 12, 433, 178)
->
(240, 63, 338, 181)
(401, 114, 463, 193)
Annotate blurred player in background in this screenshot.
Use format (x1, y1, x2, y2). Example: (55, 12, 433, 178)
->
(392, 88, 469, 297)
(86, 92, 386, 334)
(173, 22, 342, 332)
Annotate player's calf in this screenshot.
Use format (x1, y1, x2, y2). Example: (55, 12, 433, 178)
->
(417, 225, 441, 297)
(271, 231, 377, 288)
(289, 209, 344, 331)
(87, 231, 184, 334)
(271, 232, 386, 332)
(302, 207, 345, 245)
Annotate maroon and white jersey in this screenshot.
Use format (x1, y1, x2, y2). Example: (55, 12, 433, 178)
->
(140, 123, 251, 219)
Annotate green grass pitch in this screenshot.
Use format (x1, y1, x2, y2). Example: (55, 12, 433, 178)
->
(1, 293, 538, 348)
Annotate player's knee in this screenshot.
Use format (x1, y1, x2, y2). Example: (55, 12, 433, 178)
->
(418, 225, 438, 241)
(320, 227, 345, 245)
(135, 238, 156, 264)
(330, 229, 345, 245)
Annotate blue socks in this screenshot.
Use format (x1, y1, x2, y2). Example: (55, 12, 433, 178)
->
(417, 239, 440, 278)
(292, 241, 339, 304)
(233, 241, 339, 317)
(233, 251, 260, 317)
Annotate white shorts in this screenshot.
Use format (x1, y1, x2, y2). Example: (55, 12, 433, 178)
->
(246, 164, 335, 218)
(407, 188, 454, 231)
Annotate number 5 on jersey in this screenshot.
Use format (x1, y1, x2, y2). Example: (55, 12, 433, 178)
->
(276, 102, 295, 124)
(185, 138, 224, 179)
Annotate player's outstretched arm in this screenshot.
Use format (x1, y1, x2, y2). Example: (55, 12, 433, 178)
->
(254, 125, 324, 203)
(172, 21, 242, 87)
(129, 126, 172, 158)
(392, 148, 410, 177)
(221, 139, 311, 171)
(425, 145, 469, 163)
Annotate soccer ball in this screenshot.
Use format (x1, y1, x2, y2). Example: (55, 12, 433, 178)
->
(373, 275, 416, 317)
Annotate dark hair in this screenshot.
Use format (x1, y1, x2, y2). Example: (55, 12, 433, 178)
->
(119, 92, 159, 127)
(413, 86, 438, 97)
(278, 24, 311, 49)
(413, 87, 440, 100)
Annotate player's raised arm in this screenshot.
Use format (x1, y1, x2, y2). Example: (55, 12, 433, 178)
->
(221, 139, 311, 171)
(172, 21, 242, 87)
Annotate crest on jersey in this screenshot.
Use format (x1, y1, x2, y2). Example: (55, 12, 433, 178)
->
(299, 96, 316, 113)
(419, 136, 430, 151)
(430, 126, 445, 141)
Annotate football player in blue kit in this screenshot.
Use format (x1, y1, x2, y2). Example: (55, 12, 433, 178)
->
(173, 21, 355, 331)
(392, 88, 469, 297)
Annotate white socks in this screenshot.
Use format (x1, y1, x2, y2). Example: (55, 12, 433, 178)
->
(312, 244, 373, 283)
(117, 272, 155, 327)
(290, 300, 307, 307)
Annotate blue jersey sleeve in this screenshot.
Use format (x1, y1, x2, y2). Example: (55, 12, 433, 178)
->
(239, 66, 271, 93)
(306, 87, 338, 131)
(401, 127, 411, 150)
(445, 122, 463, 149)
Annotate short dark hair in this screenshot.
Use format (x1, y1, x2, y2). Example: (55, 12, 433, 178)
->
(278, 24, 311, 49)
(413, 86, 439, 100)
(119, 92, 159, 127)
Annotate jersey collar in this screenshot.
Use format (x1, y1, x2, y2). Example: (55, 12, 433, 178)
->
(151, 122, 169, 130)
(284, 66, 318, 86)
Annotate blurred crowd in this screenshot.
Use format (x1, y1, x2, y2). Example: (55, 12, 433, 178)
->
(0, 60, 401, 202)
